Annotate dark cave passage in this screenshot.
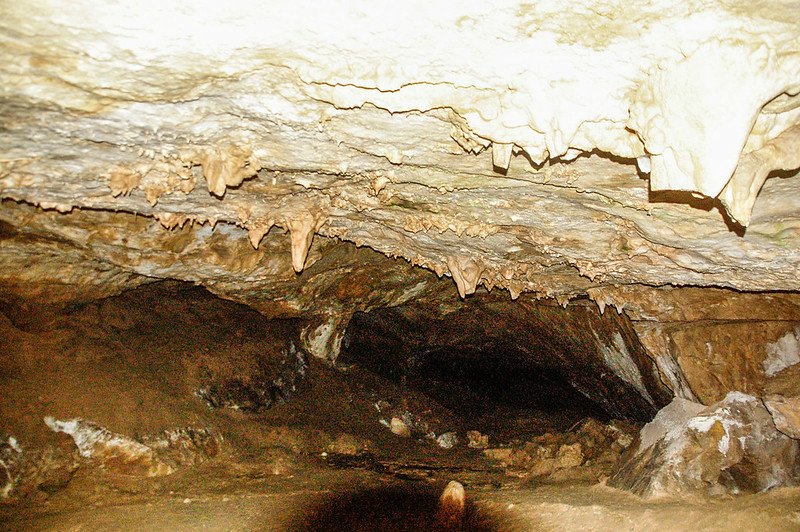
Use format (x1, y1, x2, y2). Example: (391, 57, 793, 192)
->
(339, 298, 671, 440)
(405, 345, 607, 418)
(4, 280, 799, 530)
(340, 331, 609, 439)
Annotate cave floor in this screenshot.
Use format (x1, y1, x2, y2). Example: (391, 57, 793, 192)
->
(2, 282, 800, 531)
(4, 466, 800, 531)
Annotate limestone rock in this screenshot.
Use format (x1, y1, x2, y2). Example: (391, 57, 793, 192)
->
(326, 433, 372, 456)
(554, 443, 584, 469)
(45, 417, 174, 477)
(436, 480, 466, 530)
(615, 289, 800, 405)
(765, 396, 800, 440)
(467, 430, 489, 450)
(482, 419, 632, 480)
(482, 448, 531, 469)
(0, 0, 799, 503)
(1, 1, 800, 317)
(763, 327, 800, 378)
(636, 398, 706, 453)
(0, 435, 79, 501)
(436, 432, 459, 450)
(609, 393, 800, 496)
(390, 418, 411, 438)
(764, 363, 800, 439)
(0, 437, 24, 499)
(137, 428, 223, 468)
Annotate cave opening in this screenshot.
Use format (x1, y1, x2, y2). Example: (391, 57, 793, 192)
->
(339, 310, 615, 442)
(338, 297, 668, 446)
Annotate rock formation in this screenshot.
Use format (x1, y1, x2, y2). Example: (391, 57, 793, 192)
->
(1, 0, 799, 499)
(609, 394, 800, 496)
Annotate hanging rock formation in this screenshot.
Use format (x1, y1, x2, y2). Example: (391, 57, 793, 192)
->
(2, 0, 799, 305)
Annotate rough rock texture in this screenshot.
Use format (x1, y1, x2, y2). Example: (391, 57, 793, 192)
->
(1, 1, 800, 499)
(481, 418, 638, 483)
(0, 434, 79, 501)
(341, 296, 672, 420)
(609, 393, 800, 496)
(588, 286, 800, 404)
(45, 417, 175, 477)
(44, 418, 222, 478)
(1, 1, 799, 317)
(763, 363, 800, 439)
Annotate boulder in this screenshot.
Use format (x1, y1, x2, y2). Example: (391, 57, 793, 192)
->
(609, 393, 800, 496)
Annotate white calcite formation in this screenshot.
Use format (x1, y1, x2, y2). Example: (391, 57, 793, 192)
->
(44, 417, 222, 477)
(44, 417, 174, 477)
(0, 0, 799, 308)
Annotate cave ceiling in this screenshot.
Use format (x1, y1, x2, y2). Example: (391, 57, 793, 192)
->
(1, 0, 799, 320)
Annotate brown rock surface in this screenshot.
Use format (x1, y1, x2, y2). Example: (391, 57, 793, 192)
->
(595, 287, 800, 406)
(764, 363, 800, 439)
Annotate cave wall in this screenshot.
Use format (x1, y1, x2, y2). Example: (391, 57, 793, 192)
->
(3, 198, 800, 412)
(1, 1, 799, 422)
(593, 286, 800, 405)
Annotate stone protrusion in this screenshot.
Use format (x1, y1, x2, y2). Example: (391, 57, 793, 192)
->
(247, 218, 276, 249)
(44, 417, 174, 477)
(555, 294, 571, 308)
(155, 212, 190, 230)
(763, 362, 800, 440)
(107, 167, 142, 197)
(198, 146, 260, 198)
(719, 124, 800, 227)
(609, 393, 800, 496)
(628, 40, 800, 222)
(447, 256, 483, 298)
(491, 142, 513, 171)
(300, 313, 348, 361)
(587, 287, 626, 315)
(285, 211, 327, 273)
(436, 480, 465, 529)
(370, 175, 390, 196)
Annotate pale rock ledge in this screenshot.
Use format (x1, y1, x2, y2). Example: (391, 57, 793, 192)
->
(1, 0, 799, 301)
